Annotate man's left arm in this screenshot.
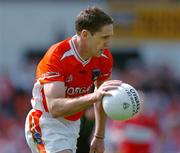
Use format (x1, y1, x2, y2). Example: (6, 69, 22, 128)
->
(90, 78, 110, 153)
(94, 79, 108, 138)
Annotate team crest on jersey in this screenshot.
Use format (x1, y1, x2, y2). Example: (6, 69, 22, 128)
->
(92, 69, 101, 81)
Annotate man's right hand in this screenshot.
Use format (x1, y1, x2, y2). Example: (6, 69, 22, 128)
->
(91, 80, 122, 103)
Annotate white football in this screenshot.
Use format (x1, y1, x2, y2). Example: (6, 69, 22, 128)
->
(102, 83, 141, 120)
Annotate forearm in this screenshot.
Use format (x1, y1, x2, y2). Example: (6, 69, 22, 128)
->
(47, 93, 96, 118)
(94, 101, 107, 137)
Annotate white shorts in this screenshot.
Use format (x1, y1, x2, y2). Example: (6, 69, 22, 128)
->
(25, 109, 80, 153)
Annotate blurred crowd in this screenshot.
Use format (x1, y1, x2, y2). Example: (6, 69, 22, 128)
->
(0, 51, 180, 153)
(0, 51, 40, 153)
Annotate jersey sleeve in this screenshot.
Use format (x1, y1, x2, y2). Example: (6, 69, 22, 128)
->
(98, 49, 113, 81)
(36, 46, 65, 84)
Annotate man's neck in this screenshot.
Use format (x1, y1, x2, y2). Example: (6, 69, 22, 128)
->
(73, 35, 91, 61)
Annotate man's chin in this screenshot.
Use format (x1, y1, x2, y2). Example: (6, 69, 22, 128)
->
(97, 50, 103, 57)
(95, 53, 101, 57)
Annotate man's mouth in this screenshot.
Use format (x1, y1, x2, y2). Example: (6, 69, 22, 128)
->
(100, 49, 104, 52)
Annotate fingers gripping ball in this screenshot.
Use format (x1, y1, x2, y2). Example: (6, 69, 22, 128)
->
(102, 83, 141, 120)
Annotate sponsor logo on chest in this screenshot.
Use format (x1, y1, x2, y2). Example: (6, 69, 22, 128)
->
(66, 84, 94, 96)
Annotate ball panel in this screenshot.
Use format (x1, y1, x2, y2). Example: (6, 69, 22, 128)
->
(121, 83, 141, 115)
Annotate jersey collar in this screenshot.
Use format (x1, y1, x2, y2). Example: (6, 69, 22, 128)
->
(70, 35, 91, 66)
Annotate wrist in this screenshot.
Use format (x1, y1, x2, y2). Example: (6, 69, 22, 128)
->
(87, 93, 98, 104)
(94, 134, 105, 139)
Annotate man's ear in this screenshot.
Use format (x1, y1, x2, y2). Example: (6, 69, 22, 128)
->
(80, 30, 90, 39)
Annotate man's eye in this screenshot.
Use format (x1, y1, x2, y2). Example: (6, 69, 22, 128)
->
(103, 37, 108, 39)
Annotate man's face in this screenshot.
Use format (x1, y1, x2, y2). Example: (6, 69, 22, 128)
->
(87, 24, 114, 57)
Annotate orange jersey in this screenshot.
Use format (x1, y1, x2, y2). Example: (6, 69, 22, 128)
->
(31, 36, 113, 121)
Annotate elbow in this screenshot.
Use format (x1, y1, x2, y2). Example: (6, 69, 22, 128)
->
(48, 103, 64, 118)
(49, 109, 60, 118)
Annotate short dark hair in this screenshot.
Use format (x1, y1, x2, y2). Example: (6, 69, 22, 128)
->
(75, 7, 113, 35)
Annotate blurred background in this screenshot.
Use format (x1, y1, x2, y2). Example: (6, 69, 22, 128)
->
(0, 0, 180, 153)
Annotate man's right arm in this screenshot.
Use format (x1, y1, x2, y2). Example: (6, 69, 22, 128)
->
(44, 80, 121, 118)
(44, 81, 97, 118)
